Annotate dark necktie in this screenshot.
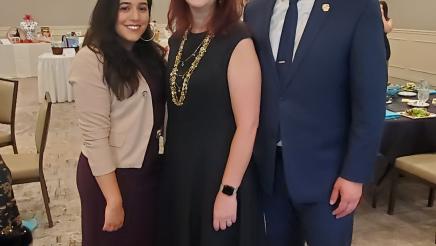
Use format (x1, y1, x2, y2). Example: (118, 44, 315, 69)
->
(276, 0, 299, 83)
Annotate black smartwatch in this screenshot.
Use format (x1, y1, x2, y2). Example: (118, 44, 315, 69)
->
(220, 184, 238, 196)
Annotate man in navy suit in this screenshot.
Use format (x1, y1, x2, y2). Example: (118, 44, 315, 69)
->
(244, 0, 387, 245)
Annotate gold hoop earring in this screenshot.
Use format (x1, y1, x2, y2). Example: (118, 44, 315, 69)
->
(140, 29, 156, 42)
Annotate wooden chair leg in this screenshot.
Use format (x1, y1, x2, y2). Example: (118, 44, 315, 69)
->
(372, 159, 394, 208)
(428, 188, 434, 208)
(12, 141, 18, 154)
(372, 184, 379, 208)
(45, 180, 50, 204)
(388, 169, 399, 215)
(40, 177, 53, 227)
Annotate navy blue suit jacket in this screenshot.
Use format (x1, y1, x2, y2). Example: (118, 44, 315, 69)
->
(244, 0, 387, 202)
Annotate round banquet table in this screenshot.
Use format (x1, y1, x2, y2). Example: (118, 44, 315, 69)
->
(37, 52, 75, 103)
(382, 94, 436, 163)
(372, 93, 436, 207)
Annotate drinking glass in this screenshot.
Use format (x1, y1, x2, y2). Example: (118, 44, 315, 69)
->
(417, 80, 430, 106)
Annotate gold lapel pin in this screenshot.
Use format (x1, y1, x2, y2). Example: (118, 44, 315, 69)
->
(322, 3, 330, 12)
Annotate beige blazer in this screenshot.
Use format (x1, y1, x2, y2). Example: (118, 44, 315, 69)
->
(69, 47, 154, 176)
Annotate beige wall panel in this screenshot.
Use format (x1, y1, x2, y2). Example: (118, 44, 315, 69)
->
(0, 0, 97, 27)
(385, 0, 436, 31)
(0, 0, 169, 33)
(2, 0, 432, 30)
(152, 0, 170, 23)
(388, 29, 436, 86)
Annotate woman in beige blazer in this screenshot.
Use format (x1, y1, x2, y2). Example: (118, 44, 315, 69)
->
(69, 0, 165, 245)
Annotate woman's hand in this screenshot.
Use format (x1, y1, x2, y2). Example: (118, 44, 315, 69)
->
(213, 192, 237, 231)
(95, 172, 124, 232)
(102, 200, 125, 232)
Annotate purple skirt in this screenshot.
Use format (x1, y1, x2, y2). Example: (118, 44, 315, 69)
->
(77, 149, 160, 246)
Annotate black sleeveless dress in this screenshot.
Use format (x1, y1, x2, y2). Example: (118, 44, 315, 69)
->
(158, 22, 266, 246)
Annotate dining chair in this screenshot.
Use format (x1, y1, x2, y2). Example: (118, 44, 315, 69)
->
(1, 92, 53, 227)
(0, 78, 19, 154)
(388, 153, 436, 215)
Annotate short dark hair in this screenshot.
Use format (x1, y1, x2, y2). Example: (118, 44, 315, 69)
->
(167, 0, 243, 36)
(83, 0, 165, 100)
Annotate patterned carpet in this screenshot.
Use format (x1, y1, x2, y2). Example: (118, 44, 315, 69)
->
(0, 77, 435, 245)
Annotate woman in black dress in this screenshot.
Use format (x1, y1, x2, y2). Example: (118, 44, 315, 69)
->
(70, 0, 165, 245)
(158, 0, 265, 245)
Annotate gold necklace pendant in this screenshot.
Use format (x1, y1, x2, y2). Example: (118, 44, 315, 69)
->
(169, 30, 214, 106)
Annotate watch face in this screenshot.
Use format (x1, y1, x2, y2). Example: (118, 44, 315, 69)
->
(222, 185, 235, 196)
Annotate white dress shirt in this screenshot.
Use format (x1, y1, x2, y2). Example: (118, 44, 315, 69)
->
(270, 0, 315, 61)
(270, 0, 315, 146)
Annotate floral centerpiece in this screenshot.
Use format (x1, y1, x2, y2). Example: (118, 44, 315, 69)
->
(19, 14, 38, 42)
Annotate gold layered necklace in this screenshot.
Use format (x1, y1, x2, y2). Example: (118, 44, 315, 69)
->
(169, 29, 214, 106)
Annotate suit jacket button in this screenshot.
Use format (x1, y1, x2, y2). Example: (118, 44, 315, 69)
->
(142, 91, 147, 96)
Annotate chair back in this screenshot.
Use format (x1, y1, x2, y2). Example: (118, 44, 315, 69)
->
(35, 92, 52, 154)
(0, 78, 18, 124)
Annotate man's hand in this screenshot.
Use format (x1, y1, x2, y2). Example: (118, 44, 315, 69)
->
(329, 177, 363, 219)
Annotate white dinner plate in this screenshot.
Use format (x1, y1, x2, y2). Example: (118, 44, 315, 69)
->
(400, 112, 436, 119)
(407, 101, 430, 107)
(398, 91, 417, 97)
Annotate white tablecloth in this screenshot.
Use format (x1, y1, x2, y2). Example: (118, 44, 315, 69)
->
(0, 43, 51, 78)
(37, 53, 75, 103)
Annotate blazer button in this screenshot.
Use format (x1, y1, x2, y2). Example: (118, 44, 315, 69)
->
(142, 91, 147, 96)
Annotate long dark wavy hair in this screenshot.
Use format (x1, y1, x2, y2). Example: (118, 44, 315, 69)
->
(380, 1, 390, 20)
(83, 0, 166, 100)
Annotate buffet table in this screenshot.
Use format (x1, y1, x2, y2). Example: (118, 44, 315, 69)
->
(0, 43, 51, 78)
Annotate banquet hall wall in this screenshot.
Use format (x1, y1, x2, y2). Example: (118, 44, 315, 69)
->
(0, 0, 435, 86)
(388, 29, 436, 86)
(384, 0, 436, 86)
(0, 0, 170, 37)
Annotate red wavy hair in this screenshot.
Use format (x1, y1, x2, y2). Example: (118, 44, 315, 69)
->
(167, 0, 243, 36)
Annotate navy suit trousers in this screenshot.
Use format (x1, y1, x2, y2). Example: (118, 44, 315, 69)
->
(263, 149, 354, 246)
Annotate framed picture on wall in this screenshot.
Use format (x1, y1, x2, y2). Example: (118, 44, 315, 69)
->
(40, 26, 51, 38)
